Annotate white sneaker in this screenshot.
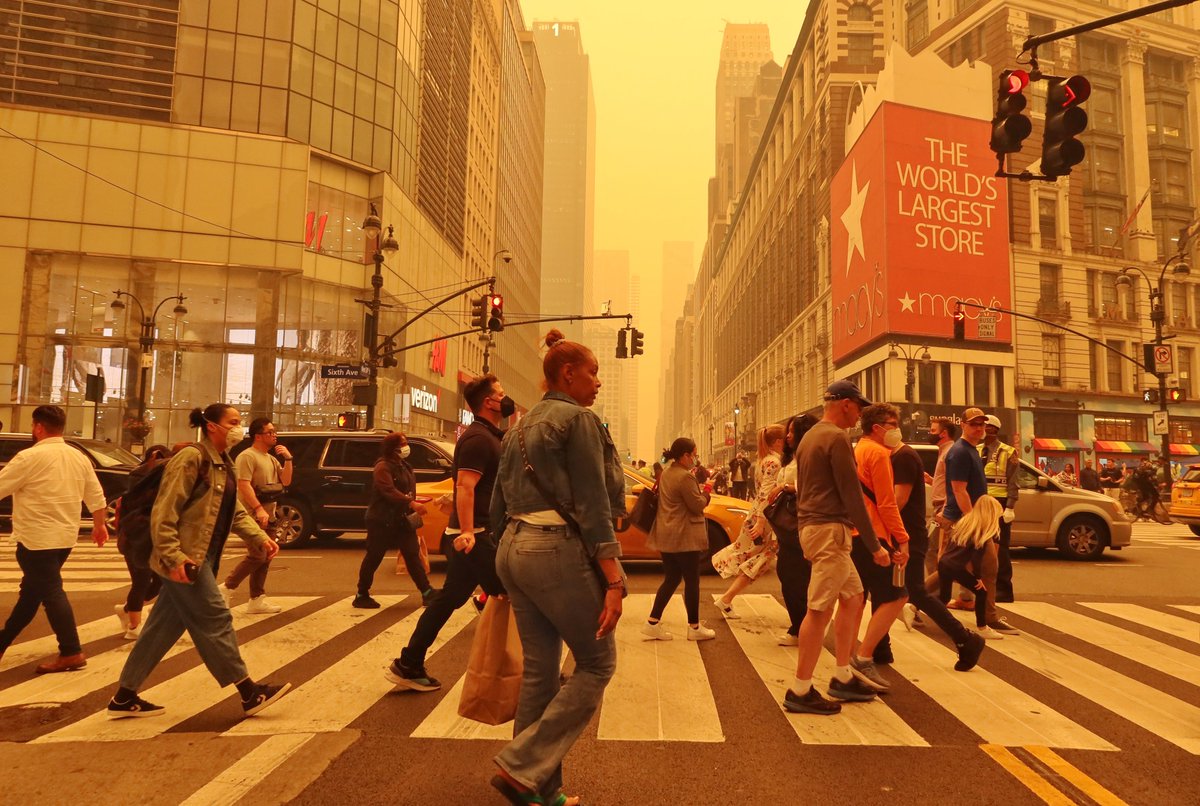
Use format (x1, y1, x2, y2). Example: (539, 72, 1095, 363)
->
(687, 623, 716, 641)
(124, 624, 141, 640)
(246, 595, 282, 615)
(977, 625, 1004, 640)
(114, 603, 130, 632)
(640, 621, 673, 641)
(219, 583, 234, 608)
(711, 594, 740, 619)
(901, 603, 918, 632)
(776, 632, 798, 646)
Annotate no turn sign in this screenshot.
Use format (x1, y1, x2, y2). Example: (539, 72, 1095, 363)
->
(1154, 345, 1174, 374)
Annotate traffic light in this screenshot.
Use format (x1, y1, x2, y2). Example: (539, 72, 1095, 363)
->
(337, 411, 361, 430)
(487, 293, 504, 332)
(470, 295, 487, 331)
(1041, 75, 1091, 178)
(616, 327, 628, 359)
(630, 328, 645, 357)
(952, 306, 965, 341)
(1167, 387, 1187, 404)
(1143, 389, 1160, 404)
(990, 69, 1032, 156)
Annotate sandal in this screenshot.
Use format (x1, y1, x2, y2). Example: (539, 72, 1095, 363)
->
(491, 774, 544, 805)
(549, 794, 582, 806)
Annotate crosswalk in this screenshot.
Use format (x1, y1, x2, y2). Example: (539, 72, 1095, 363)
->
(1130, 521, 1200, 550)
(2, 591, 1199, 760)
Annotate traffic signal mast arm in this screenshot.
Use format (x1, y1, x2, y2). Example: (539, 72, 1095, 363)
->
(1021, 0, 1196, 58)
(375, 311, 640, 360)
(377, 276, 497, 354)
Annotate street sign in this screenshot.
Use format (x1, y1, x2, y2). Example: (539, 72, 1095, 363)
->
(1153, 344, 1173, 374)
(976, 312, 998, 339)
(1153, 410, 1169, 436)
(320, 364, 366, 379)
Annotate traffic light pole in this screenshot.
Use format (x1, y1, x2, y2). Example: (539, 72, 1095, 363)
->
(1021, 0, 1195, 56)
(376, 312, 638, 361)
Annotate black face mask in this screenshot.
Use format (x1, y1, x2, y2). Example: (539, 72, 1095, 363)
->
(926, 432, 942, 445)
(499, 396, 516, 419)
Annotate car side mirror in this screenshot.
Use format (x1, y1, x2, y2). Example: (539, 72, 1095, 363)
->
(1036, 477, 1050, 490)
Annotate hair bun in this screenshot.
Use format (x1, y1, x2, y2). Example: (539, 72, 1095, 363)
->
(544, 328, 566, 349)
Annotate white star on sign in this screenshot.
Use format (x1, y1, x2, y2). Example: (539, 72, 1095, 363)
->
(899, 293, 915, 312)
(840, 162, 870, 276)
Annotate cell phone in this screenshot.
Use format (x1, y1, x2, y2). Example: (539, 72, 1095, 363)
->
(892, 562, 905, 588)
(183, 562, 199, 582)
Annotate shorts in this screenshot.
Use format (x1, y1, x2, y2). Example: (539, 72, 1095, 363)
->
(850, 538, 907, 605)
(799, 522, 863, 611)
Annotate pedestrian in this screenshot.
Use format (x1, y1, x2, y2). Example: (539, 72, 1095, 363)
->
(114, 444, 169, 640)
(1079, 459, 1102, 493)
(387, 374, 511, 691)
(220, 417, 292, 614)
(933, 496, 1002, 638)
(926, 418, 958, 579)
(711, 424, 785, 617)
(1099, 460, 1122, 499)
(980, 415, 1021, 617)
(0, 405, 109, 672)
(641, 437, 716, 642)
(652, 460, 664, 485)
(693, 459, 710, 486)
(1054, 462, 1078, 487)
(771, 413, 818, 646)
(106, 404, 289, 718)
(729, 451, 751, 499)
(783, 380, 887, 715)
(354, 432, 432, 609)
(849, 403, 910, 689)
(637, 460, 653, 480)
(488, 329, 625, 806)
(712, 466, 728, 495)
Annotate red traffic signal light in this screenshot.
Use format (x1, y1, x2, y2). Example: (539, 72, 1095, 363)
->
(1167, 387, 1186, 403)
(337, 411, 360, 429)
(1042, 74, 1091, 178)
(1003, 69, 1030, 94)
(487, 293, 504, 332)
(991, 69, 1032, 156)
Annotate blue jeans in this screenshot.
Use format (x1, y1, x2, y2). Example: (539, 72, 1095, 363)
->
(119, 541, 248, 691)
(0, 545, 80, 656)
(494, 524, 617, 798)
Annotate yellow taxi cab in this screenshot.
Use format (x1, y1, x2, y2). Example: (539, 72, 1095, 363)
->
(1169, 466, 1200, 536)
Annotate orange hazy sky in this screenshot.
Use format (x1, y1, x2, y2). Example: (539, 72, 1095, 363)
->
(521, 0, 814, 457)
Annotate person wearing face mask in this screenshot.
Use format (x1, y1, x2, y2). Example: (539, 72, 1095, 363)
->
(386, 375, 511, 691)
(355, 431, 431, 609)
(106, 404, 288, 718)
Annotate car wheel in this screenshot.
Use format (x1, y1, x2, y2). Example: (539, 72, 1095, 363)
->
(701, 521, 731, 574)
(273, 498, 314, 548)
(1189, 525, 1200, 538)
(1055, 515, 1107, 561)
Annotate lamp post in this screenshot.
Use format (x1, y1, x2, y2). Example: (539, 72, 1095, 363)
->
(887, 341, 932, 403)
(732, 402, 740, 456)
(1117, 253, 1191, 493)
(360, 203, 399, 430)
(111, 290, 187, 450)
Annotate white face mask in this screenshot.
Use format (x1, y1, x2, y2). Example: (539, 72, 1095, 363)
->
(398, 445, 411, 459)
(882, 427, 903, 449)
(210, 420, 245, 444)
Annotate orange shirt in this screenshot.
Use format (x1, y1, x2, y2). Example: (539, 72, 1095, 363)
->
(854, 437, 910, 547)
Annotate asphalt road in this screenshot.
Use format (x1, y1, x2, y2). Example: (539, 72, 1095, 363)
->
(1, 522, 1198, 805)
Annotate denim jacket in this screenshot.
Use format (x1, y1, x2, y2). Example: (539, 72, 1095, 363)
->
(491, 391, 626, 559)
(149, 439, 268, 576)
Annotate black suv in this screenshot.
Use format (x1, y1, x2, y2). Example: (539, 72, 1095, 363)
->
(231, 431, 456, 548)
(0, 434, 138, 531)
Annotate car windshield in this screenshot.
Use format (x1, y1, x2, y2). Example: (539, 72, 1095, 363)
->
(1182, 467, 1200, 483)
(78, 441, 139, 468)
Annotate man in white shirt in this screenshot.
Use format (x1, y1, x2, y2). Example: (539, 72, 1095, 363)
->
(0, 406, 108, 672)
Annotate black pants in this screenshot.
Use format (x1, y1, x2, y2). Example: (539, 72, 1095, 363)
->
(776, 534, 810, 635)
(937, 559, 988, 628)
(650, 551, 701, 624)
(904, 546, 969, 644)
(0, 545, 81, 656)
(731, 481, 748, 500)
(358, 517, 430, 595)
(122, 555, 162, 613)
(401, 530, 505, 668)
(995, 497, 1013, 600)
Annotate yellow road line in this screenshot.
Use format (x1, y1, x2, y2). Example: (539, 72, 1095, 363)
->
(980, 745, 1076, 805)
(1024, 745, 1128, 806)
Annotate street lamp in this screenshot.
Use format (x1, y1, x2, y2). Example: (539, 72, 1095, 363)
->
(732, 402, 741, 456)
(360, 202, 399, 430)
(887, 341, 932, 403)
(1116, 253, 1190, 492)
(111, 289, 187, 450)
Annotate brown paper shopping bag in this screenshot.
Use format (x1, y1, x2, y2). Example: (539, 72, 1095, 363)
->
(458, 596, 524, 725)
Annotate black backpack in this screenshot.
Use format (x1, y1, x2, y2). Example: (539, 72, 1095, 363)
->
(115, 445, 210, 570)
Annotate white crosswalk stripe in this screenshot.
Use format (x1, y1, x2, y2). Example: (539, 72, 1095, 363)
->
(1, 592, 1198, 758)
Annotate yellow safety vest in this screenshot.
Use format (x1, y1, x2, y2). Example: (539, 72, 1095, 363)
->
(981, 441, 1015, 500)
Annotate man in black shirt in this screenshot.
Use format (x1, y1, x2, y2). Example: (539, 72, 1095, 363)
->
(891, 441, 985, 672)
(387, 374, 511, 691)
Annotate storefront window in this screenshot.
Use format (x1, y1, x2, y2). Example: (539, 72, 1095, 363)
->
(1094, 415, 1147, 441)
(1033, 411, 1080, 439)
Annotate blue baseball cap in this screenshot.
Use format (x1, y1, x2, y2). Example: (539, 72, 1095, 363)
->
(823, 379, 871, 408)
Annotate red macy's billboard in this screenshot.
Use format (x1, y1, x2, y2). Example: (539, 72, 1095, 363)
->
(830, 103, 1012, 362)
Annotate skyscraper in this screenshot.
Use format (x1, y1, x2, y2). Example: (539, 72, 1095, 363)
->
(712, 23, 774, 224)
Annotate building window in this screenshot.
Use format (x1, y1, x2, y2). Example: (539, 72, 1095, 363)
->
(968, 365, 991, 407)
(1034, 411, 1080, 440)
(1084, 144, 1123, 193)
(1038, 198, 1058, 248)
(1087, 86, 1121, 133)
(848, 2, 873, 22)
(1084, 205, 1124, 253)
(1146, 99, 1186, 143)
(906, 1, 929, 48)
(1040, 262, 1061, 302)
(1155, 215, 1192, 258)
(1171, 281, 1190, 327)
(847, 34, 875, 66)
(1094, 416, 1147, 441)
(1150, 157, 1191, 206)
(1170, 417, 1200, 444)
(1106, 339, 1125, 392)
(1090, 342, 1101, 389)
(1042, 335, 1063, 387)
(1180, 347, 1194, 397)
(918, 361, 951, 404)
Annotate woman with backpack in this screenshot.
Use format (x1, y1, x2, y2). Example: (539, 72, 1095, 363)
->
(113, 444, 170, 639)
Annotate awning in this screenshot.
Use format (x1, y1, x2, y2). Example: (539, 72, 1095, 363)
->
(1170, 444, 1200, 456)
(1032, 438, 1088, 452)
(1094, 440, 1158, 454)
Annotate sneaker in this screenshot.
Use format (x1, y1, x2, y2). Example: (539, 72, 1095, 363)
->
(850, 656, 891, 692)
(711, 594, 740, 619)
(777, 632, 798, 647)
(124, 624, 141, 641)
(977, 625, 1004, 640)
(827, 675, 878, 702)
(352, 594, 380, 609)
(245, 595, 282, 615)
(900, 603, 917, 632)
(687, 623, 716, 641)
(241, 682, 292, 716)
(782, 686, 841, 715)
(641, 621, 674, 641)
(384, 659, 441, 692)
(989, 618, 1020, 636)
(954, 631, 986, 672)
(219, 583, 234, 608)
(113, 603, 130, 632)
(107, 694, 164, 719)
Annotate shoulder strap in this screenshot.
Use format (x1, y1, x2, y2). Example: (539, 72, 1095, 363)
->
(860, 479, 877, 505)
(516, 424, 581, 533)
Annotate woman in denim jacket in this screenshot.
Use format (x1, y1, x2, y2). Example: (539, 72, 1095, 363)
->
(489, 329, 625, 806)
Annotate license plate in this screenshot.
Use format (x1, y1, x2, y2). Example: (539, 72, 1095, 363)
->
(1179, 488, 1194, 498)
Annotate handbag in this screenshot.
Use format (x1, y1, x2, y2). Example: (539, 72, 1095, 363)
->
(458, 597, 523, 725)
(406, 511, 424, 531)
(628, 484, 659, 533)
(763, 489, 798, 543)
(254, 482, 285, 503)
